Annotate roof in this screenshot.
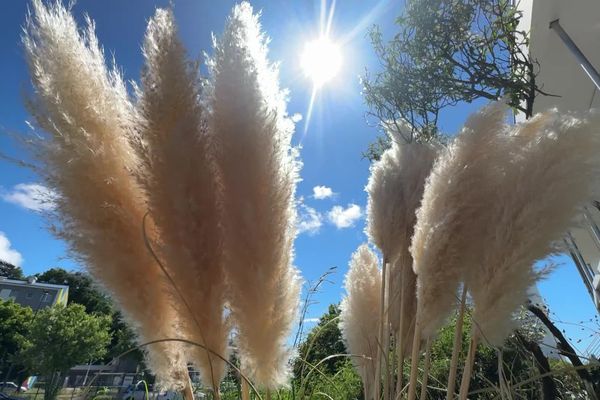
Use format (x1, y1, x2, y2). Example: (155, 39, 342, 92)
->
(0, 277, 69, 291)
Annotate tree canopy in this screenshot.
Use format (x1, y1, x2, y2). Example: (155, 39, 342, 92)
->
(21, 303, 111, 400)
(362, 0, 550, 159)
(0, 260, 25, 280)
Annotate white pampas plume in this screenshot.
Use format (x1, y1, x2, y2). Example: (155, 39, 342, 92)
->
(132, 8, 228, 389)
(340, 244, 382, 399)
(466, 108, 600, 345)
(22, 0, 185, 387)
(206, 2, 302, 388)
(410, 102, 509, 339)
(365, 128, 438, 351)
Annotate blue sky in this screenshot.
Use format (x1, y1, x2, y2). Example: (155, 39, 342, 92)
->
(0, 0, 597, 355)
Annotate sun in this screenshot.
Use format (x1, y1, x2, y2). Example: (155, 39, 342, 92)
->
(301, 36, 342, 87)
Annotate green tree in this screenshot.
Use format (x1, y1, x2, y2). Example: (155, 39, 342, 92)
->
(0, 260, 25, 280)
(0, 299, 33, 385)
(0, 300, 33, 362)
(362, 0, 551, 160)
(294, 304, 346, 382)
(36, 268, 113, 315)
(21, 303, 111, 400)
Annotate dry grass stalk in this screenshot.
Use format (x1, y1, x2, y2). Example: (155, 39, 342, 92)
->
(132, 8, 228, 391)
(340, 244, 382, 400)
(446, 286, 467, 400)
(205, 2, 302, 388)
(419, 339, 431, 400)
(22, 0, 185, 387)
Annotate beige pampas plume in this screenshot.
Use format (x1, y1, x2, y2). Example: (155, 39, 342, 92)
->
(22, 0, 185, 387)
(132, 8, 228, 390)
(410, 102, 509, 340)
(339, 244, 382, 399)
(466, 108, 600, 345)
(205, 2, 302, 388)
(365, 127, 438, 351)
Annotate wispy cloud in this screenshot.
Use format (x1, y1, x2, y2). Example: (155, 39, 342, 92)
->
(297, 204, 323, 235)
(0, 231, 23, 266)
(313, 185, 334, 200)
(291, 113, 303, 123)
(328, 203, 362, 229)
(303, 317, 320, 323)
(1, 183, 56, 212)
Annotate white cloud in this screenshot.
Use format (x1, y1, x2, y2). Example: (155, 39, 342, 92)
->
(291, 113, 303, 123)
(297, 204, 323, 235)
(2, 183, 57, 212)
(328, 203, 362, 229)
(0, 232, 23, 266)
(313, 185, 334, 200)
(303, 317, 320, 323)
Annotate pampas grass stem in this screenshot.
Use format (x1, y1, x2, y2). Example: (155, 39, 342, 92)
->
(419, 340, 431, 400)
(241, 378, 250, 400)
(458, 333, 479, 400)
(375, 258, 388, 400)
(446, 286, 468, 400)
(407, 320, 422, 400)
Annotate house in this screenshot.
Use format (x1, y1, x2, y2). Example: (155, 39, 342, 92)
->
(0, 276, 69, 309)
(517, 0, 600, 313)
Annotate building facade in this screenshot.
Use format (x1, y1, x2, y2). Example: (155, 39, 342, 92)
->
(0, 276, 69, 309)
(517, 0, 600, 313)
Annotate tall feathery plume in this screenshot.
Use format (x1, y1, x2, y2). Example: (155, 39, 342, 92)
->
(410, 102, 509, 340)
(466, 108, 600, 345)
(22, 0, 186, 388)
(408, 102, 509, 400)
(205, 2, 302, 388)
(132, 9, 228, 392)
(339, 244, 382, 400)
(365, 126, 438, 400)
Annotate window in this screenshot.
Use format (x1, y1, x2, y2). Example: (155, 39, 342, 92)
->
(0, 289, 11, 300)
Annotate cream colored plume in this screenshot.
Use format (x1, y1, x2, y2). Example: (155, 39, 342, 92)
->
(410, 102, 509, 339)
(22, 0, 185, 387)
(365, 128, 438, 349)
(133, 8, 228, 389)
(466, 108, 600, 345)
(340, 244, 382, 398)
(205, 2, 302, 388)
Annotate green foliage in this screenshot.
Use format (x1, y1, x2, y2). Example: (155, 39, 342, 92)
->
(36, 268, 144, 365)
(36, 268, 113, 315)
(0, 299, 33, 362)
(21, 303, 111, 400)
(294, 304, 346, 380)
(0, 260, 25, 280)
(363, 0, 545, 160)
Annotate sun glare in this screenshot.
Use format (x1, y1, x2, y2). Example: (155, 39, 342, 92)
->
(301, 37, 342, 87)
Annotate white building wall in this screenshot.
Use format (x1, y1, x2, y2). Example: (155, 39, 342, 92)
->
(518, 0, 600, 313)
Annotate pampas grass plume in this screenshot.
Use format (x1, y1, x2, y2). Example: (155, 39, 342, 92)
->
(206, 2, 302, 388)
(365, 127, 438, 349)
(466, 108, 600, 344)
(340, 244, 382, 398)
(133, 8, 228, 389)
(410, 102, 509, 339)
(22, 0, 185, 387)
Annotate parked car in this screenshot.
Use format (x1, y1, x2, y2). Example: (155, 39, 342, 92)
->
(120, 383, 148, 400)
(0, 382, 27, 393)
